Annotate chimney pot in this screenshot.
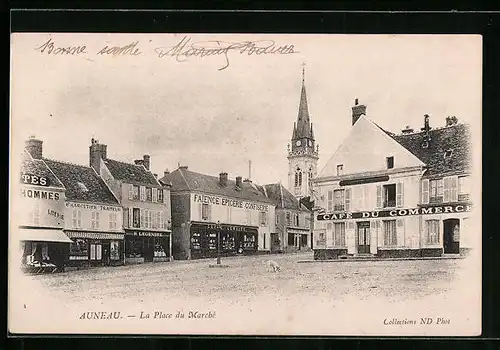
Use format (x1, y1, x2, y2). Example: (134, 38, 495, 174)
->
(164, 168, 170, 177)
(236, 176, 243, 188)
(219, 172, 228, 187)
(143, 154, 151, 170)
(89, 138, 107, 174)
(25, 137, 43, 159)
(179, 165, 188, 170)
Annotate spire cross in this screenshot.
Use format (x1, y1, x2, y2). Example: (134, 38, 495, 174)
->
(301, 62, 306, 83)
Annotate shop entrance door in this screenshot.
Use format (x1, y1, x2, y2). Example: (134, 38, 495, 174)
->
(102, 242, 111, 266)
(443, 219, 460, 254)
(144, 237, 154, 262)
(357, 222, 371, 254)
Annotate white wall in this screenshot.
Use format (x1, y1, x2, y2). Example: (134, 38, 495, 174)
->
(64, 201, 123, 232)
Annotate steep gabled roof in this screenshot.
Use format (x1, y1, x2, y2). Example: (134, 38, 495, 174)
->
(160, 168, 274, 204)
(21, 150, 64, 189)
(44, 159, 119, 205)
(390, 123, 472, 177)
(263, 183, 310, 211)
(103, 158, 160, 186)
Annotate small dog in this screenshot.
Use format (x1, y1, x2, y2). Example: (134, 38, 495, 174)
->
(265, 259, 281, 272)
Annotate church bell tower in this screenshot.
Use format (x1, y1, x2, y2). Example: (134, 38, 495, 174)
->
(287, 64, 319, 200)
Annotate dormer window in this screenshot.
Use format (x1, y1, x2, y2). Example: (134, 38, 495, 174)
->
(77, 182, 89, 192)
(444, 149, 453, 159)
(386, 156, 394, 169)
(336, 164, 343, 176)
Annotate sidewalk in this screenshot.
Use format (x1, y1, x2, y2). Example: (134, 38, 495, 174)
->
(297, 255, 464, 263)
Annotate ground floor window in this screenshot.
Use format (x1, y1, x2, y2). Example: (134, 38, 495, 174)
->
(426, 219, 440, 244)
(288, 233, 294, 246)
(154, 237, 168, 258)
(110, 240, 120, 261)
(89, 240, 102, 260)
(126, 237, 144, 258)
(69, 239, 88, 257)
(333, 222, 346, 246)
(383, 220, 397, 246)
(189, 227, 258, 258)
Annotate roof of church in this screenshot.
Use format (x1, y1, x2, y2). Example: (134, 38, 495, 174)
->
(44, 158, 120, 204)
(292, 71, 314, 141)
(262, 183, 310, 211)
(160, 167, 275, 204)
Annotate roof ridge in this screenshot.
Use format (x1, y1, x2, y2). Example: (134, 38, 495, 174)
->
(44, 157, 93, 169)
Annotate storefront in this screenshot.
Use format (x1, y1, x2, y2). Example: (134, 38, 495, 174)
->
(124, 230, 171, 264)
(189, 221, 258, 259)
(65, 231, 125, 267)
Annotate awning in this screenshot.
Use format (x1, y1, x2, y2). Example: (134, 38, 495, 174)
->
(287, 228, 310, 235)
(17, 228, 73, 243)
(65, 231, 125, 240)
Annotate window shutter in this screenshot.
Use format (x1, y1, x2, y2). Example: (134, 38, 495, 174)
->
(140, 209, 144, 228)
(128, 208, 133, 227)
(345, 188, 351, 211)
(163, 190, 168, 204)
(450, 176, 458, 202)
(376, 185, 382, 208)
(422, 179, 429, 204)
(327, 190, 333, 212)
(128, 184, 134, 200)
(396, 181, 404, 207)
(326, 223, 333, 247)
(443, 177, 451, 202)
(396, 218, 405, 247)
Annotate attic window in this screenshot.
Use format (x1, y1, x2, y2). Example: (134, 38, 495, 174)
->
(444, 149, 453, 159)
(77, 182, 89, 192)
(336, 165, 343, 176)
(386, 156, 394, 169)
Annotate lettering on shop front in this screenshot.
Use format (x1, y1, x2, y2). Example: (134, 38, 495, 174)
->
(193, 193, 269, 212)
(21, 173, 51, 187)
(21, 188, 60, 200)
(65, 202, 122, 211)
(317, 204, 472, 221)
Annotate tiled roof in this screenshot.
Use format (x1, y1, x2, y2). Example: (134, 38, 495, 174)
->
(390, 123, 471, 177)
(103, 158, 159, 186)
(160, 168, 274, 204)
(44, 159, 119, 205)
(21, 151, 64, 188)
(263, 183, 311, 211)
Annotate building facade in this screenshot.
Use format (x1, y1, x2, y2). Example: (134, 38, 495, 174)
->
(44, 159, 125, 268)
(313, 101, 473, 259)
(89, 139, 172, 264)
(160, 167, 276, 260)
(287, 68, 319, 200)
(18, 138, 72, 273)
(263, 183, 312, 252)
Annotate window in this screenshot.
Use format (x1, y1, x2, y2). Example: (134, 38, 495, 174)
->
(429, 179, 444, 203)
(132, 208, 140, 228)
(295, 168, 302, 187)
(383, 220, 397, 246)
(333, 222, 346, 246)
(132, 185, 140, 200)
(109, 212, 117, 230)
(158, 189, 164, 203)
(110, 241, 120, 260)
(77, 182, 89, 192)
(263, 233, 266, 249)
(276, 214, 279, 225)
(383, 184, 396, 208)
(154, 237, 167, 257)
(142, 210, 153, 229)
(444, 149, 453, 159)
(294, 213, 300, 227)
(72, 209, 82, 228)
(69, 239, 88, 257)
(90, 211, 100, 229)
(443, 176, 458, 202)
(336, 164, 343, 176)
(426, 220, 440, 244)
(146, 187, 152, 201)
(286, 212, 291, 226)
(90, 241, 102, 260)
(259, 211, 267, 226)
(201, 203, 210, 221)
(126, 236, 143, 258)
(386, 156, 394, 169)
(327, 190, 334, 212)
(152, 188, 158, 203)
(334, 189, 345, 211)
(458, 176, 470, 201)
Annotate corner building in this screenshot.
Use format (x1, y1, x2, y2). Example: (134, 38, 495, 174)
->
(313, 101, 473, 259)
(160, 167, 276, 260)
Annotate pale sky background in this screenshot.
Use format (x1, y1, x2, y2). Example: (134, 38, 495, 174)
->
(10, 34, 482, 186)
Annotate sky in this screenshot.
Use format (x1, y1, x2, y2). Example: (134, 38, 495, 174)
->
(10, 33, 482, 187)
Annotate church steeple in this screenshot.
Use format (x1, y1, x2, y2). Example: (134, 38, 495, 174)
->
(294, 63, 313, 140)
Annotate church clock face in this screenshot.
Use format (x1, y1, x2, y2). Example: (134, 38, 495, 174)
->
(296, 140, 301, 146)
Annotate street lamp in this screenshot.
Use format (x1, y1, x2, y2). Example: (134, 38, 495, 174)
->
(216, 220, 222, 265)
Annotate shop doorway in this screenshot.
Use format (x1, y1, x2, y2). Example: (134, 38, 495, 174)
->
(443, 219, 460, 254)
(143, 237, 154, 262)
(102, 242, 111, 266)
(357, 222, 371, 254)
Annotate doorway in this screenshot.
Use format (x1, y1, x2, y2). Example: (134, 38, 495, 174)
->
(357, 222, 371, 254)
(443, 218, 460, 254)
(143, 237, 154, 262)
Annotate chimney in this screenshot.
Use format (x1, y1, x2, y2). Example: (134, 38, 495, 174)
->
(25, 136, 43, 159)
(219, 172, 228, 187)
(89, 138, 107, 174)
(236, 176, 243, 188)
(134, 159, 144, 166)
(351, 98, 367, 126)
(153, 173, 158, 179)
(164, 168, 170, 177)
(401, 125, 414, 134)
(446, 116, 458, 127)
(143, 155, 150, 170)
(179, 165, 188, 171)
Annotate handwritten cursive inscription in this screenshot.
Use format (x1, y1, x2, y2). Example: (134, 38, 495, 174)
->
(97, 41, 142, 56)
(154, 36, 298, 70)
(35, 38, 87, 55)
